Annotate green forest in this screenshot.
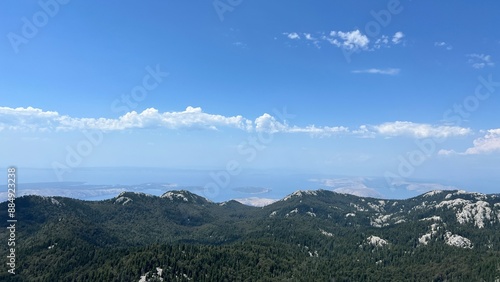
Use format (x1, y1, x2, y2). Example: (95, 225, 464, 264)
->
(1, 189, 499, 281)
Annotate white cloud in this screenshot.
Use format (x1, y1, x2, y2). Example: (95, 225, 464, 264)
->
(286, 125, 349, 136)
(0, 106, 59, 117)
(303, 33, 315, 41)
(373, 32, 404, 49)
(434, 41, 452, 50)
(286, 30, 405, 51)
(285, 32, 300, 40)
(467, 54, 494, 69)
(67, 106, 253, 131)
(234, 197, 278, 207)
(437, 149, 455, 156)
(392, 32, 404, 44)
(0, 106, 251, 132)
(321, 31, 340, 46)
(372, 121, 471, 138)
(254, 113, 289, 133)
(376, 35, 389, 45)
(352, 68, 400, 75)
(465, 129, 500, 154)
(254, 113, 348, 136)
(352, 125, 376, 138)
(374, 35, 389, 49)
(302, 33, 321, 48)
(0, 107, 472, 140)
(440, 129, 500, 155)
(337, 30, 369, 50)
(0, 106, 59, 132)
(1, 106, 347, 136)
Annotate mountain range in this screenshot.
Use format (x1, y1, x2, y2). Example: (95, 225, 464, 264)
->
(1, 189, 499, 281)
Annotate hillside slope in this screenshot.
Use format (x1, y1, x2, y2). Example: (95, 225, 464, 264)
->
(1, 189, 499, 281)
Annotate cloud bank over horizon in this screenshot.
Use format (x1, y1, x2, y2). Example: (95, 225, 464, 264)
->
(0, 106, 473, 140)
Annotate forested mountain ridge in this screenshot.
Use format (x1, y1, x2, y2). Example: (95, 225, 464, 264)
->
(1, 189, 499, 281)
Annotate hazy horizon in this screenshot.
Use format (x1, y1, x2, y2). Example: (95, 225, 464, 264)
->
(1, 166, 497, 206)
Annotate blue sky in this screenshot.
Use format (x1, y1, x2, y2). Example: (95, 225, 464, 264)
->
(1, 1, 500, 201)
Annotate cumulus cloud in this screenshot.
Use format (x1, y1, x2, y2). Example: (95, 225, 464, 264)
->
(0, 106, 251, 132)
(352, 68, 400, 75)
(392, 32, 404, 44)
(254, 113, 289, 133)
(0, 106, 59, 131)
(336, 30, 370, 50)
(467, 54, 494, 69)
(439, 129, 500, 155)
(0, 106, 471, 140)
(284, 30, 404, 51)
(372, 121, 471, 138)
(1, 106, 347, 136)
(284, 32, 300, 40)
(352, 125, 377, 138)
(0, 106, 59, 118)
